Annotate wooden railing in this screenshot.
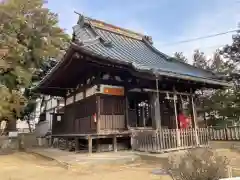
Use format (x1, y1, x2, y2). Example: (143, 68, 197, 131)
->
(131, 128, 209, 153)
(208, 126, 240, 141)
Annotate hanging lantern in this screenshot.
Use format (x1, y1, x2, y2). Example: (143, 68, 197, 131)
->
(173, 94, 177, 100)
(165, 92, 170, 99)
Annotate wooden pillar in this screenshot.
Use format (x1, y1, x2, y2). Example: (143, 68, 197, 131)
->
(96, 138, 101, 152)
(125, 95, 129, 129)
(88, 136, 92, 154)
(65, 138, 68, 150)
(113, 135, 117, 152)
(75, 137, 79, 153)
(153, 78, 161, 130)
(125, 89, 129, 129)
(191, 95, 200, 146)
(96, 96, 101, 134)
(173, 91, 181, 147)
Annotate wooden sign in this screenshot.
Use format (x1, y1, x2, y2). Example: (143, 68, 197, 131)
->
(102, 86, 124, 96)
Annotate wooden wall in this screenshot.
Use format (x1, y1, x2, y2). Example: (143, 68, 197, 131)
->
(99, 95, 126, 131)
(52, 94, 128, 135)
(52, 95, 97, 135)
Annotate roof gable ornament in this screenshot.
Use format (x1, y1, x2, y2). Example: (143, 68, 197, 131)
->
(74, 11, 144, 41)
(74, 12, 112, 47)
(144, 36, 153, 45)
(75, 11, 85, 27)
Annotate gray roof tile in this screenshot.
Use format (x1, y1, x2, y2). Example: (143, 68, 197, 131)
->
(73, 22, 218, 81)
(35, 16, 231, 91)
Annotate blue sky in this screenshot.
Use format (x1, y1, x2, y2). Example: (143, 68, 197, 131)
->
(46, 0, 240, 62)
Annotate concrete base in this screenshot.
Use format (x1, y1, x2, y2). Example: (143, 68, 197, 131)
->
(27, 148, 139, 168)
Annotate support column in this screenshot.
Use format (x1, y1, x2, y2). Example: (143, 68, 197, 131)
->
(125, 92, 129, 129)
(191, 95, 200, 146)
(173, 91, 181, 147)
(75, 137, 79, 153)
(88, 136, 92, 154)
(96, 96, 101, 134)
(113, 135, 117, 152)
(96, 138, 101, 152)
(153, 78, 161, 130)
(65, 138, 68, 150)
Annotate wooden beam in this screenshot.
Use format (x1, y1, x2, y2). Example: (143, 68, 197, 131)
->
(144, 88, 193, 96)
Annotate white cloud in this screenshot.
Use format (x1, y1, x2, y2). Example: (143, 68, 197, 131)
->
(156, 2, 240, 63)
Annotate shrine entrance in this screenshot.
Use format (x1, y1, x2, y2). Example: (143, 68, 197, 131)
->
(127, 92, 152, 128)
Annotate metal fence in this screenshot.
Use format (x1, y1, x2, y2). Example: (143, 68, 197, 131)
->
(132, 128, 209, 153)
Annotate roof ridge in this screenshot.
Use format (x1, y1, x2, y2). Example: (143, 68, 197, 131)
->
(142, 37, 171, 60)
(75, 12, 151, 41)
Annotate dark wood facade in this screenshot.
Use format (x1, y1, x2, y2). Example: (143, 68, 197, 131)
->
(36, 14, 230, 153)
(52, 89, 128, 136)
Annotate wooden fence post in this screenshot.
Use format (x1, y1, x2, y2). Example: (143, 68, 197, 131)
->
(225, 126, 228, 141)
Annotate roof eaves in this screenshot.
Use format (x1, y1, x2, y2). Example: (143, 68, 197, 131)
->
(70, 43, 232, 87)
(34, 46, 75, 90)
(142, 37, 219, 78)
(153, 69, 232, 87)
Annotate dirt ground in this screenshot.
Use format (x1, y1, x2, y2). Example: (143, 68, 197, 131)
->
(1, 149, 240, 180)
(0, 152, 171, 180)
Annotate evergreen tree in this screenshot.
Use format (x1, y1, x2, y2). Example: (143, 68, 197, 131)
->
(174, 52, 188, 63)
(193, 50, 210, 70)
(221, 26, 240, 62)
(193, 47, 240, 127)
(0, 0, 70, 131)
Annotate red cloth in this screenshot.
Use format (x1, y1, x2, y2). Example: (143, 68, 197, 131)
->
(178, 113, 190, 129)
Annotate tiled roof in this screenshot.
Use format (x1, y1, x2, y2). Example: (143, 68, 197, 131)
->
(71, 14, 228, 86)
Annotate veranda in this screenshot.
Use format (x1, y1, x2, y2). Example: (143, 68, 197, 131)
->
(128, 89, 209, 153)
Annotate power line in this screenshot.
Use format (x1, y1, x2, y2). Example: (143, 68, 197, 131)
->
(159, 29, 238, 47)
